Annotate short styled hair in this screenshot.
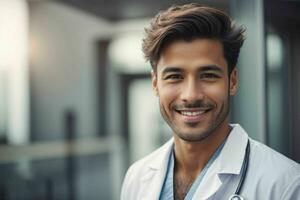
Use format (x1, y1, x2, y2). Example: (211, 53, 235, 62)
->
(142, 3, 245, 74)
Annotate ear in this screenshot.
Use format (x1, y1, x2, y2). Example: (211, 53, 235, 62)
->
(229, 68, 238, 96)
(151, 70, 158, 96)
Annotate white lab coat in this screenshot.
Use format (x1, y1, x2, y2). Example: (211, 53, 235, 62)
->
(121, 124, 300, 200)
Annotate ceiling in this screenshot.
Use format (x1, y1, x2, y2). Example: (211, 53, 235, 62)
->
(53, 0, 229, 21)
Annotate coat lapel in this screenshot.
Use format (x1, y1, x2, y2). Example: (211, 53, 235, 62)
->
(140, 138, 174, 200)
(192, 124, 249, 199)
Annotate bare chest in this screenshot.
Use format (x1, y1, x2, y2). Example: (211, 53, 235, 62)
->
(173, 173, 196, 200)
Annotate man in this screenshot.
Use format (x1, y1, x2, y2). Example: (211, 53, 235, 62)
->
(121, 3, 300, 200)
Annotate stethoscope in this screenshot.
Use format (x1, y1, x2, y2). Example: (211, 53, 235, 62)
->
(228, 139, 250, 200)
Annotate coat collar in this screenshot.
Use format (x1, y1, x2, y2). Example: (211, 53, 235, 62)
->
(140, 124, 249, 200)
(147, 138, 174, 171)
(193, 124, 249, 199)
(139, 138, 174, 199)
(145, 124, 248, 173)
(214, 124, 249, 175)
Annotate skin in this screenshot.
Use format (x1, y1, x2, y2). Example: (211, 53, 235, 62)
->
(152, 38, 238, 199)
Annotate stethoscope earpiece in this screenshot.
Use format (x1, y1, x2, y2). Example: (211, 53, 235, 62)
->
(229, 194, 244, 200)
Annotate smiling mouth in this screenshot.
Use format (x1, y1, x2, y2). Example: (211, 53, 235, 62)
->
(180, 110, 206, 116)
(175, 109, 211, 123)
(176, 107, 212, 115)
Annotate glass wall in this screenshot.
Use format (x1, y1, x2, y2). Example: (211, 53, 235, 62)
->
(264, 0, 300, 162)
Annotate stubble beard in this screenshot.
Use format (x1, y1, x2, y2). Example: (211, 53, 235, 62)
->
(159, 95, 230, 143)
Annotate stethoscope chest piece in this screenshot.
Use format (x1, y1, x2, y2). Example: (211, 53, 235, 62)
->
(229, 194, 244, 200)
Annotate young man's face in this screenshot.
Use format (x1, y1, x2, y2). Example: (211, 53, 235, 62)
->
(152, 39, 238, 142)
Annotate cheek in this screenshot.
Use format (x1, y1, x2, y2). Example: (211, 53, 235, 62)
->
(202, 83, 229, 102)
(158, 84, 180, 106)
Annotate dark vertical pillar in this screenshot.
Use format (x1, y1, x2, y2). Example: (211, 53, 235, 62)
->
(64, 109, 77, 200)
(0, 184, 7, 200)
(97, 40, 110, 137)
(290, 30, 300, 163)
(45, 178, 54, 200)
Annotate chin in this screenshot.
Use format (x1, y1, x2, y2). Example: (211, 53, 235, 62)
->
(174, 128, 213, 142)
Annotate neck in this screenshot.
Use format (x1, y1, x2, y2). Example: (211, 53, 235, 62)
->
(173, 121, 231, 178)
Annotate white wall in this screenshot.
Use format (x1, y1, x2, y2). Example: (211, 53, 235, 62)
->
(0, 0, 30, 144)
(29, 1, 113, 140)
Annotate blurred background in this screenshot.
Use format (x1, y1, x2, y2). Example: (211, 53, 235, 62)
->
(0, 0, 299, 199)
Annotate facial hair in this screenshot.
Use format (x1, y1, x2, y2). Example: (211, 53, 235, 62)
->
(159, 93, 230, 142)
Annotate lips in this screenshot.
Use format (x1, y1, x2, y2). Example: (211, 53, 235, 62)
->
(180, 110, 206, 116)
(175, 108, 212, 123)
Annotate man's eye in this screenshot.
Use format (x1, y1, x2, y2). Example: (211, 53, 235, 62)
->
(165, 74, 182, 80)
(200, 73, 220, 79)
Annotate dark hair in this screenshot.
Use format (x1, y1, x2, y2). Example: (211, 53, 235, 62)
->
(142, 3, 245, 74)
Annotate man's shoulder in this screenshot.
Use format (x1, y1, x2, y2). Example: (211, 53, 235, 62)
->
(249, 138, 300, 181)
(246, 139, 300, 198)
(250, 138, 299, 169)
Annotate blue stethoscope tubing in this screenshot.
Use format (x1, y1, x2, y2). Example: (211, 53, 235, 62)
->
(229, 139, 250, 200)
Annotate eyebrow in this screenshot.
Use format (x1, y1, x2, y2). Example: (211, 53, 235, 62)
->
(160, 65, 223, 75)
(199, 65, 223, 73)
(161, 67, 183, 75)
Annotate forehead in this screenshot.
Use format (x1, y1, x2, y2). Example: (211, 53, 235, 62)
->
(157, 39, 228, 73)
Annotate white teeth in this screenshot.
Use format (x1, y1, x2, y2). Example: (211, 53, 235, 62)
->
(181, 111, 205, 116)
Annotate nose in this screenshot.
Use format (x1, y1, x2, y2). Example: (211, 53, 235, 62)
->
(180, 77, 204, 102)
